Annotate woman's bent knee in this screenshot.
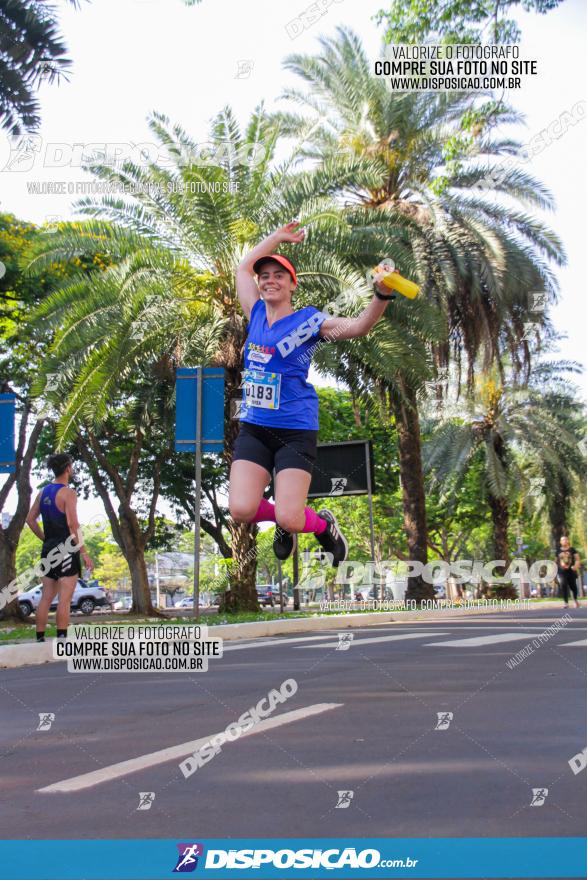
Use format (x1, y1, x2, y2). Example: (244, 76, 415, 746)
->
(275, 510, 303, 533)
(229, 502, 256, 523)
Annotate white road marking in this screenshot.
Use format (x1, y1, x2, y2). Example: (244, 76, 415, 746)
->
(37, 703, 342, 794)
(223, 634, 347, 651)
(296, 632, 450, 649)
(424, 633, 539, 647)
(204, 626, 587, 655)
(386, 623, 587, 630)
(560, 638, 587, 646)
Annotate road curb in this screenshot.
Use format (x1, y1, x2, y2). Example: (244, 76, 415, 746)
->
(0, 604, 523, 669)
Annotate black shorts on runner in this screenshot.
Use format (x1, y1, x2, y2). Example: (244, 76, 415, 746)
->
(41, 539, 82, 581)
(232, 421, 318, 475)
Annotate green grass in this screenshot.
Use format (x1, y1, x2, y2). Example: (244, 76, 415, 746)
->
(0, 609, 348, 642)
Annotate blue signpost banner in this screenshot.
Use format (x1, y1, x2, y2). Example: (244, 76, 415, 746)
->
(0, 392, 16, 474)
(175, 368, 225, 620)
(175, 367, 224, 453)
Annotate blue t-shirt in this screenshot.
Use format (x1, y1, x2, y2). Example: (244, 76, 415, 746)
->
(240, 298, 327, 430)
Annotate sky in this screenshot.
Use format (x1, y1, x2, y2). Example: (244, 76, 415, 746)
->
(2, 0, 586, 521)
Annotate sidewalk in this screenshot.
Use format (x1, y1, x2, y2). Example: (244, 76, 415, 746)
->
(0, 601, 539, 669)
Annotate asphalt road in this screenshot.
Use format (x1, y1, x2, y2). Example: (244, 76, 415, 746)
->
(1, 607, 586, 877)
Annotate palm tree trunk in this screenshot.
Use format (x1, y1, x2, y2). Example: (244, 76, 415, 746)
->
(224, 520, 259, 611)
(487, 435, 510, 569)
(488, 493, 510, 563)
(389, 382, 434, 602)
(548, 494, 569, 551)
(486, 492, 517, 599)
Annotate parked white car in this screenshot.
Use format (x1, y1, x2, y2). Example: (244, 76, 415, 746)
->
(18, 579, 107, 617)
(174, 596, 210, 609)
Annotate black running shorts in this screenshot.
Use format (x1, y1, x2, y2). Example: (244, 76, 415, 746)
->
(41, 538, 82, 581)
(232, 421, 318, 475)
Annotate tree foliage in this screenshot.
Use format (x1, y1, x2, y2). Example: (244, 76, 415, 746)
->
(0, 0, 86, 135)
(375, 0, 566, 46)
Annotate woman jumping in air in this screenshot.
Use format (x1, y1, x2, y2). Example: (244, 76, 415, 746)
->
(228, 221, 395, 566)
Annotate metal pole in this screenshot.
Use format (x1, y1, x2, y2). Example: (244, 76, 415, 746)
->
(193, 366, 203, 622)
(302, 547, 310, 607)
(277, 558, 284, 613)
(293, 540, 300, 611)
(365, 441, 376, 599)
(155, 553, 160, 609)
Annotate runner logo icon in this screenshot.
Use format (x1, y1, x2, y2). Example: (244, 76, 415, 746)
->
(37, 713, 55, 731)
(335, 790, 354, 808)
(329, 477, 347, 495)
(173, 843, 204, 872)
(435, 712, 453, 730)
(530, 788, 548, 807)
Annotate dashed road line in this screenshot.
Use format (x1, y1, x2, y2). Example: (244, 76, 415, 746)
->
(424, 633, 541, 647)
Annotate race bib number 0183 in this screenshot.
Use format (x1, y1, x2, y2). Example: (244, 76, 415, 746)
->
(243, 369, 281, 409)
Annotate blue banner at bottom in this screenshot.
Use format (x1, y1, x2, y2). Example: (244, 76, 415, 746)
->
(1, 838, 586, 879)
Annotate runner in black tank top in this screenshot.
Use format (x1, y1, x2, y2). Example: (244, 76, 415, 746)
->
(40, 482, 78, 572)
(26, 453, 93, 642)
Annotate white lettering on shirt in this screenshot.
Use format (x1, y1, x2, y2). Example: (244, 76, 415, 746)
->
(276, 313, 323, 357)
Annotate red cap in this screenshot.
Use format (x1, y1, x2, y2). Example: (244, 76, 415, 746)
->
(253, 254, 297, 287)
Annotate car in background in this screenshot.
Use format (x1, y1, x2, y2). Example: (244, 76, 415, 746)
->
(18, 579, 107, 618)
(354, 587, 395, 602)
(110, 596, 134, 611)
(174, 595, 211, 609)
(256, 584, 288, 607)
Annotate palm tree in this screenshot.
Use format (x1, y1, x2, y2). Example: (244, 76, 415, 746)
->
(423, 363, 585, 593)
(511, 361, 587, 551)
(271, 26, 565, 598)
(312, 287, 445, 596)
(0, 0, 84, 136)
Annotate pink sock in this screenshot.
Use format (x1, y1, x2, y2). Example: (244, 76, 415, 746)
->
(251, 498, 276, 523)
(301, 507, 327, 534)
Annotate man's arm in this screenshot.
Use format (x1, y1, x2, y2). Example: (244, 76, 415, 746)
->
(63, 489, 93, 571)
(236, 222, 305, 319)
(572, 550, 581, 572)
(25, 493, 44, 541)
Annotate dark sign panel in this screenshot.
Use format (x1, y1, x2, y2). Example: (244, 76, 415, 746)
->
(308, 440, 375, 498)
(266, 440, 375, 500)
(0, 393, 16, 474)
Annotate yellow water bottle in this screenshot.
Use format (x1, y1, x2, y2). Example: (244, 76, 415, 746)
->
(370, 258, 420, 299)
